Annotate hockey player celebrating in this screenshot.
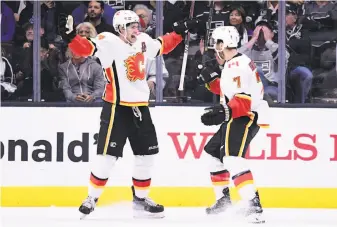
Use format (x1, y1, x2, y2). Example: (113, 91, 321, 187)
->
(197, 26, 270, 224)
(68, 10, 199, 219)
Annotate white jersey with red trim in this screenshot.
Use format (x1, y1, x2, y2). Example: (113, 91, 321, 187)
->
(220, 53, 270, 127)
(91, 32, 162, 106)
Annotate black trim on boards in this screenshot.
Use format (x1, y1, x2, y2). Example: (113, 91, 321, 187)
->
(1, 102, 337, 109)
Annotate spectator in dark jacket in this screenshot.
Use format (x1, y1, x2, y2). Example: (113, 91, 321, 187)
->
(72, 0, 116, 26)
(1, 2, 16, 43)
(286, 4, 313, 103)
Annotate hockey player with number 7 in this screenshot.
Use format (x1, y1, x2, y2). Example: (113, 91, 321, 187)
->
(67, 10, 199, 219)
(196, 26, 270, 224)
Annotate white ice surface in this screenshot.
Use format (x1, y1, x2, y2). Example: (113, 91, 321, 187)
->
(1, 204, 337, 227)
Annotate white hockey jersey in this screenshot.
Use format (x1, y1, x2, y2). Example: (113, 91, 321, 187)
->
(219, 53, 270, 127)
(87, 31, 182, 106)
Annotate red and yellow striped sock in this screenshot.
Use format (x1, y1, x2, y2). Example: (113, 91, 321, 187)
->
(210, 170, 230, 200)
(132, 177, 151, 198)
(232, 170, 256, 200)
(88, 172, 108, 199)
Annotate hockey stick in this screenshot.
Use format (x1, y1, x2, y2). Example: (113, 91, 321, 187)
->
(177, 0, 195, 102)
(202, 1, 215, 64)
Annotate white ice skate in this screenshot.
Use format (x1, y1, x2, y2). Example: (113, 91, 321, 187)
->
(79, 196, 97, 220)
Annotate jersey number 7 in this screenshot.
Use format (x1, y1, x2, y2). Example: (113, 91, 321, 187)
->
(233, 72, 262, 88)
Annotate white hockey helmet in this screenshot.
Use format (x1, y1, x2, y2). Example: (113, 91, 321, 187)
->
(113, 10, 139, 32)
(211, 26, 240, 50)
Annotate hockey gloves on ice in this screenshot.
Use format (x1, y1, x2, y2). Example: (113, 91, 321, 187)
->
(172, 18, 200, 35)
(201, 104, 232, 126)
(197, 65, 220, 84)
(68, 35, 93, 57)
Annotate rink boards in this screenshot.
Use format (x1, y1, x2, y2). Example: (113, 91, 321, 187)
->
(1, 107, 337, 208)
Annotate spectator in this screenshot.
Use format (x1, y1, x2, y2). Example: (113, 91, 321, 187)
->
(41, 1, 66, 50)
(16, 22, 48, 48)
(72, 0, 115, 35)
(134, 4, 155, 37)
(58, 49, 105, 103)
(72, 0, 116, 27)
(239, 20, 290, 101)
(12, 37, 62, 101)
(76, 22, 97, 39)
(59, 1, 115, 46)
(228, 5, 250, 47)
(301, 0, 337, 30)
(286, 4, 313, 103)
(1, 2, 16, 43)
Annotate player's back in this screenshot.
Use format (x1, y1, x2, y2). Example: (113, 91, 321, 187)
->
(220, 53, 262, 99)
(220, 53, 270, 126)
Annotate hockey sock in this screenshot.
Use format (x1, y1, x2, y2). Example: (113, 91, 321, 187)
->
(132, 155, 154, 198)
(88, 155, 117, 199)
(206, 153, 230, 200)
(232, 170, 256, 201)
(210, 170, 230, 200)
(89, 173, 108, 199)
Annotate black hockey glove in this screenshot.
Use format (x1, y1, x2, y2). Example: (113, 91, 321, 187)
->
(201, 104, 232, 126)
(196, 65, 220, 85)
(172, 18, 200, 35)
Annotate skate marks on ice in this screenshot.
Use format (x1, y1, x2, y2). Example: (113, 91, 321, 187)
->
(1, 205, 337, 227)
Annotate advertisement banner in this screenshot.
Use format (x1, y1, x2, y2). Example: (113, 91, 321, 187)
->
(1, 107, 337, 207)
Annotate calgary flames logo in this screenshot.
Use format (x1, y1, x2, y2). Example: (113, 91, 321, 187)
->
(124, 53, 145, 82)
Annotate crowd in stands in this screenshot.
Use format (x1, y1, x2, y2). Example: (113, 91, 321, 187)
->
(1, 0, 337, 104)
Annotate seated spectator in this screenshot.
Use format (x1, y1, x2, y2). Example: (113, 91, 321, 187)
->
(58, 49, 105, 103)
(76, 22, 97, 38)
(1, 1, 16, 43)
(11, 37, 63, 101)
(286, 4, 313, 103)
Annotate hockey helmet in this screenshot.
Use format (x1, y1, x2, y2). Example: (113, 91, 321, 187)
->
(211, 26, 240, 50)
(113, 10, 140, 32)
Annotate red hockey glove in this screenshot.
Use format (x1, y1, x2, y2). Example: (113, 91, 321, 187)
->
(68, 35, 94, 57)
(201, 104, 232, 126)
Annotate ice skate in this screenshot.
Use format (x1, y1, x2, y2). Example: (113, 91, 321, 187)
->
(79, 196, 98, 219)
(131, 186, 165, 219)
(244, 192, 265, 224)
(206, 187, 232, 215)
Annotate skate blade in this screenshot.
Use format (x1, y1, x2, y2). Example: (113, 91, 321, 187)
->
(80, 213, 89, 220)
(206, 209, 226, 215)
(133, 210, 165, 219)
(246, 213, 266, 224)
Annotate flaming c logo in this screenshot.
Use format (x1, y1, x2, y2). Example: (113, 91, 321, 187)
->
(124, 53, 145, 82)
